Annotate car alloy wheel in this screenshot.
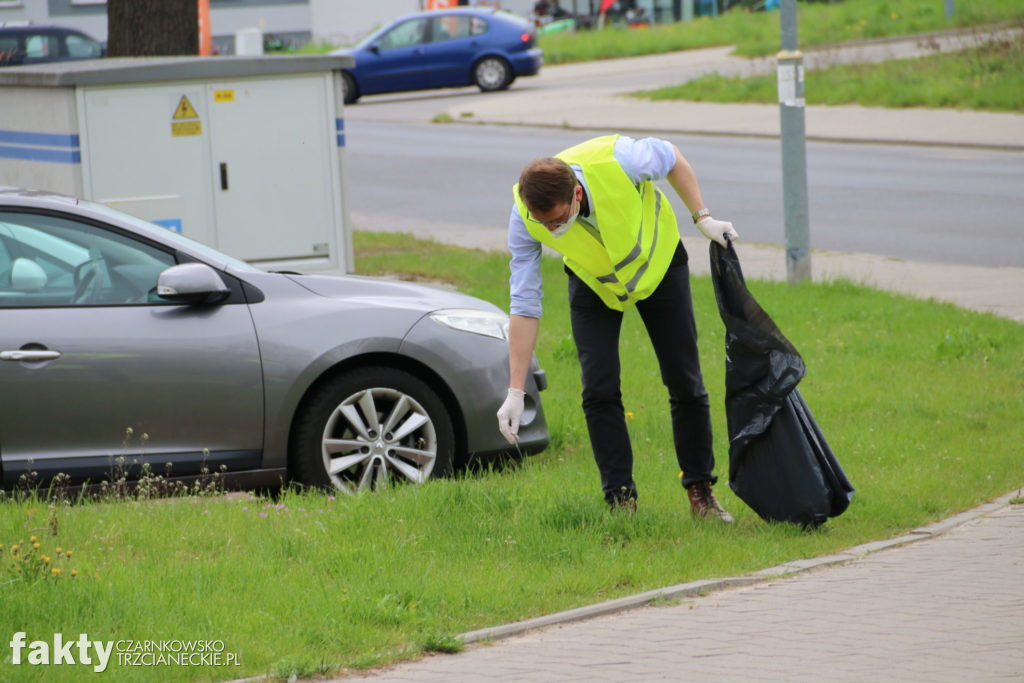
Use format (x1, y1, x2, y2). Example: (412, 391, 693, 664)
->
(291, 367, 453, 493)
(473, 56, 511, 92)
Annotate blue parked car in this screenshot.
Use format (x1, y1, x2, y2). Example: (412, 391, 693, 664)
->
(332, 8, 543, 104)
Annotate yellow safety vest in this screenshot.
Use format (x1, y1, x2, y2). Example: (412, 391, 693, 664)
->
(513, 135, 680, 311)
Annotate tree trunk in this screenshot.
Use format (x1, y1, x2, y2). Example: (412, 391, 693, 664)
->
(107, 0, 198, 57)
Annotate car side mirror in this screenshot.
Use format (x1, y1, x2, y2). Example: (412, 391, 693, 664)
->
(368, 42, 380, 54)
(157, 263, 230, 305)
(11, 258, 48, 291)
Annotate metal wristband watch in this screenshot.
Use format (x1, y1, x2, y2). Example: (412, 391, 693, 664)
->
(691, 208, 711, 224)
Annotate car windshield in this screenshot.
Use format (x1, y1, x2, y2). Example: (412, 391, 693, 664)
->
(353, 24, 388, 49)
(78, 198, 262, 273)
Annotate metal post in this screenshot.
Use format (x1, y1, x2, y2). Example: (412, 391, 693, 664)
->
(682, 0, 694, 22)
(777, 0, 810, 284)
(945, 0, 954, 19)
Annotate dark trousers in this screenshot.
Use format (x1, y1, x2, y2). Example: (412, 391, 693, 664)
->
(567, 242, 716, 504)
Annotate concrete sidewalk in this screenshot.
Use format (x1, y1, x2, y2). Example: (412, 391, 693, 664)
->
(443, 28, 1024, 151)
(346, 495, 1024, 682)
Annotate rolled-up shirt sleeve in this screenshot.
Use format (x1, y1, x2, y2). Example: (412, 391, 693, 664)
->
(614, 135, 676, 183)
(508, 205, 543, 318)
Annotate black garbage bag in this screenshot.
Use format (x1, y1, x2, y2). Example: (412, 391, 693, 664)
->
(709, 240, 854, 527)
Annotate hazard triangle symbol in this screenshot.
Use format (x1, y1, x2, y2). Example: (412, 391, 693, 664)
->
(173, 95, 199, 120)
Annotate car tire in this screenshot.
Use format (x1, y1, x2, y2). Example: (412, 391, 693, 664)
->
(290, 366, 454, 493)
(342, 71, 360, 105)
(472, 56, 513, 92)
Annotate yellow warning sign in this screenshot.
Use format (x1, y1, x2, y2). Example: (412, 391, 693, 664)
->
(171, 95, 201, 136)
(173, 95, 199, 120)
(214, 89, 235, 103)
(172, 121, 202, 137)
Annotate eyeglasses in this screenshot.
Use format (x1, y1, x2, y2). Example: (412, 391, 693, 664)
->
(525, 194, 577, 230)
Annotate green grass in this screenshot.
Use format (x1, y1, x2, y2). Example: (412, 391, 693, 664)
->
(2, 231, 1022, 681)
(538, 0, 1024, 62)
(632, 36, 1024, 111)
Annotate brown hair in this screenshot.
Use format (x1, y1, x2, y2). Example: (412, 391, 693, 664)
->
(518, 157, 577, 213)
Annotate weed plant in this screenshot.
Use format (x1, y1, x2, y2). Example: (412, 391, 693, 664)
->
(538, 0, 1024, 63)
(634, 34, 1024, 111)
(1, 232, 1021, 681)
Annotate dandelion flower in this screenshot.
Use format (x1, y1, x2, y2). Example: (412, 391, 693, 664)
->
(33, 542, 41, 549)
(30, 536, 38, 543)
(51, 568, 62, 576)
(42, 556, 51, 564)
(65, 550, 73, 558)
(55, 547, 63, 554)
(625, 411, 635, 420)
(71, 570, 79, 577)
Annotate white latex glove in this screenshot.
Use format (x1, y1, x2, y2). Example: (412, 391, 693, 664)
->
(697, 217, 739, 247)
(496, 388, 525, 444)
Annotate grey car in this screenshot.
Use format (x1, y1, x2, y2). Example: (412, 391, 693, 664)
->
(0, 189, 548, 493)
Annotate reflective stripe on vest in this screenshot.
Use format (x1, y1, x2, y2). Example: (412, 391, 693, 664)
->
(513, 136, 679, 311)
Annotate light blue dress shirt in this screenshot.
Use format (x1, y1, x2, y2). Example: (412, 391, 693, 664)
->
(508, 135, 677, 318)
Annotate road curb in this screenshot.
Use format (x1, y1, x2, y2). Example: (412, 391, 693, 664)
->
(450, 118, 1024, 153)
(455, 488, 1023, 646)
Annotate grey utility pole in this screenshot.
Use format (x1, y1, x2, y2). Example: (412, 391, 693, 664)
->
(777, 0, 810, 283)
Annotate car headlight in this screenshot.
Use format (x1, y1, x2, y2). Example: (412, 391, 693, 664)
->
(429, 309, 509, 341)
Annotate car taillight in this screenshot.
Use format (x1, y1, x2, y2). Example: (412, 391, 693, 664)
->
(520, 32, 531, 43)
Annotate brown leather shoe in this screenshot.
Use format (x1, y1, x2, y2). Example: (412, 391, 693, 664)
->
(687, 481, 734, 522)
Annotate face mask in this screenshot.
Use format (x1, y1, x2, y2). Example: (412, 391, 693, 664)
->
(549, 207, 579, 238)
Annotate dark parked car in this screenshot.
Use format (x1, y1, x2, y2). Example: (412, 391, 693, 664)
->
(332, 8, 542, 104)
(0, 189, 549, 494)
(0, 25, 104, 67)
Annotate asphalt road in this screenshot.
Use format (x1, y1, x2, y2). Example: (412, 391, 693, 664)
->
(345, 119, 1024, 268)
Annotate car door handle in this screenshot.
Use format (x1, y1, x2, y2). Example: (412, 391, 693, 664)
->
(1, 350, 62, 362)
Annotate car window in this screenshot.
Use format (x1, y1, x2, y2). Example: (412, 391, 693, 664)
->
(378, 18, 429, 50)
(470, 17, 488, 36)
(0, 212, 176, 308)
(66, 34, 102, 58)
(431, 16, 472, 42)
(24, 34, 59, 59)
(0, 35, 18, 54)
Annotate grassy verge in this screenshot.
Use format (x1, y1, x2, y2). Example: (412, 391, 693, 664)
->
(2, 232, 1022, 681)
(538, 0, 1024, 62)
(631, 36, 1024, 111)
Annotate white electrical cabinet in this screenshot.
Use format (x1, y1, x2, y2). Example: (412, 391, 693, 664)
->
(0, 55, 355, 272)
